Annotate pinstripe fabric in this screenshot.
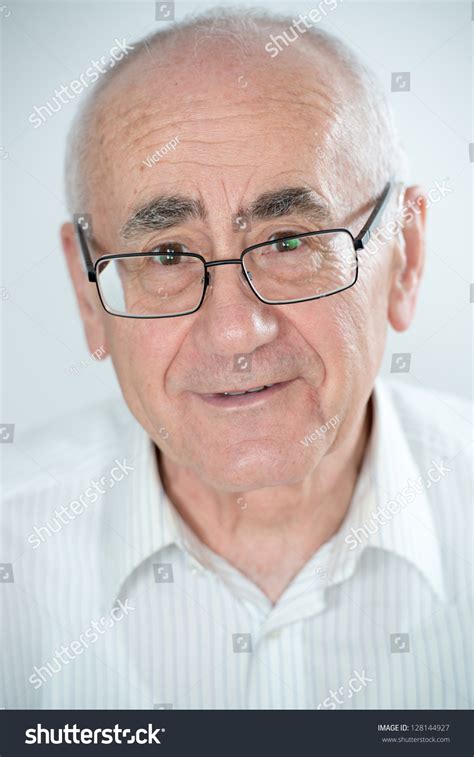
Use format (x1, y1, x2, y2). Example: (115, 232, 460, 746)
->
(1, 378, 472, 709)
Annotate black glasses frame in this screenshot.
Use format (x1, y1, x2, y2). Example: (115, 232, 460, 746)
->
(74, 180, 395, 319)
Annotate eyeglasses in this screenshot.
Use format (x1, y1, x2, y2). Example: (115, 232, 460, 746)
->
(74, 180, 395, 319)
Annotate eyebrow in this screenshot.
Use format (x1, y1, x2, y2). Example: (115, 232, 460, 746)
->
(121, 195, 206, 240)
(247, 187, 330, 226)
(120, 186, 330, 241)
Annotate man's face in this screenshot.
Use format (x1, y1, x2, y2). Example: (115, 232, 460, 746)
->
(69, 41, 399, 491)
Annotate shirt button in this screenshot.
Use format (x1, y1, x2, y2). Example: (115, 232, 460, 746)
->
(190, 562, 205, 576)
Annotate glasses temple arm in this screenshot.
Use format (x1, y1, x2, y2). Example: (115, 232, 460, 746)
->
(75, 222, 96, 282)
(354, 180, 395, 249)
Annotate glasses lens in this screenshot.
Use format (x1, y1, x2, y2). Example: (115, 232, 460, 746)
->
(96, 253, 206, 316)
(242, 231, 356, 303)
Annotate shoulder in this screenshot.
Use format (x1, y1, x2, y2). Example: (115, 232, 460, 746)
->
(381, 377, 472, 546)
(381, 377, 472, 457)
(2, 397, 138, 501)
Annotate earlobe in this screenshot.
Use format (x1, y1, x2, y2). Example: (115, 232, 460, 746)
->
(387, 186, 427, 333)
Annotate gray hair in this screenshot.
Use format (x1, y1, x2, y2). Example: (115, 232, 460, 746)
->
(64, 6, 407, 215)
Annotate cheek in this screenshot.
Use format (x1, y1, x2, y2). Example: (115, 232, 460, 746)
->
(324, 276, 389, 384)
(291, 294, 369, 373)
(105, 319, 179, 407)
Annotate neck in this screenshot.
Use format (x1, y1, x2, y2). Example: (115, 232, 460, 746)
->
(157, 395, 373, 604)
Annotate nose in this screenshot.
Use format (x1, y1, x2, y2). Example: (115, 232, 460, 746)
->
(190, 259, 279, 360)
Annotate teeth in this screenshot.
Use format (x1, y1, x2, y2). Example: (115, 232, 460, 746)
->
(222, 384, 273, 396)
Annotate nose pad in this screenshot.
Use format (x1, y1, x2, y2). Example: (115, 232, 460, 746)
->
(202, 265, 252, 301)
(201, 269, 212, 305)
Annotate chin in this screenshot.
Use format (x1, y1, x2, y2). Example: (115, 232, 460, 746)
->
(194, 443, 316, 492)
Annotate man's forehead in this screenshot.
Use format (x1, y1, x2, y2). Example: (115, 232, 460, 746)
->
(87, 39, 359, 230)
(99, 33, 347, 138)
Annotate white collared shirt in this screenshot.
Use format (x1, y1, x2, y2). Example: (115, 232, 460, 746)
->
(1, 378, 472, 709)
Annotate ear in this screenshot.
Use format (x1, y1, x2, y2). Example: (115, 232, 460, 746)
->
(388, 185, 427, 332)
(61, 221, 109, 358)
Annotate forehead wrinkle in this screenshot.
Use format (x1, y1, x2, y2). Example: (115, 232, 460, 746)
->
(85, 57, 357, 226)
(97, 76, 342, 157)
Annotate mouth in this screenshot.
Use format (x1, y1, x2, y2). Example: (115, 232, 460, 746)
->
(220, 384, 274, 396)
(195, 379, 295, 408)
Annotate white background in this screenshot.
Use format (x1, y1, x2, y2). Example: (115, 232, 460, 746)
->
(1, 0, 473, 433)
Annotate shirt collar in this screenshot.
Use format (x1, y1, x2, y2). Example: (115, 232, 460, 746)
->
(99, 418, 179, 609)
(329, 377, 446, 601)
(100, 377, 446, 610)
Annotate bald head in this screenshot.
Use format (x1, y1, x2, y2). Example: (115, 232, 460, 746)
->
(64, 7, 405, 219)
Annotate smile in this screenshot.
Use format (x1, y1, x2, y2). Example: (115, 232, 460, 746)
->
(194, 380, 295, 408)
(221, 384, 274, 396)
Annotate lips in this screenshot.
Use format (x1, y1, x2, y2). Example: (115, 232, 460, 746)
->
(194, 379, 294, 408)
(220, 384, 274, 397)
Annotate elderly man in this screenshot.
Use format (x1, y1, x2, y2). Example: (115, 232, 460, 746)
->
(2, 9, 472, 711)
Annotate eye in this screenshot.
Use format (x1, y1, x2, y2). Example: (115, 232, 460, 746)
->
(147, 241, 190, 265)
(268, 231, 303, 253)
